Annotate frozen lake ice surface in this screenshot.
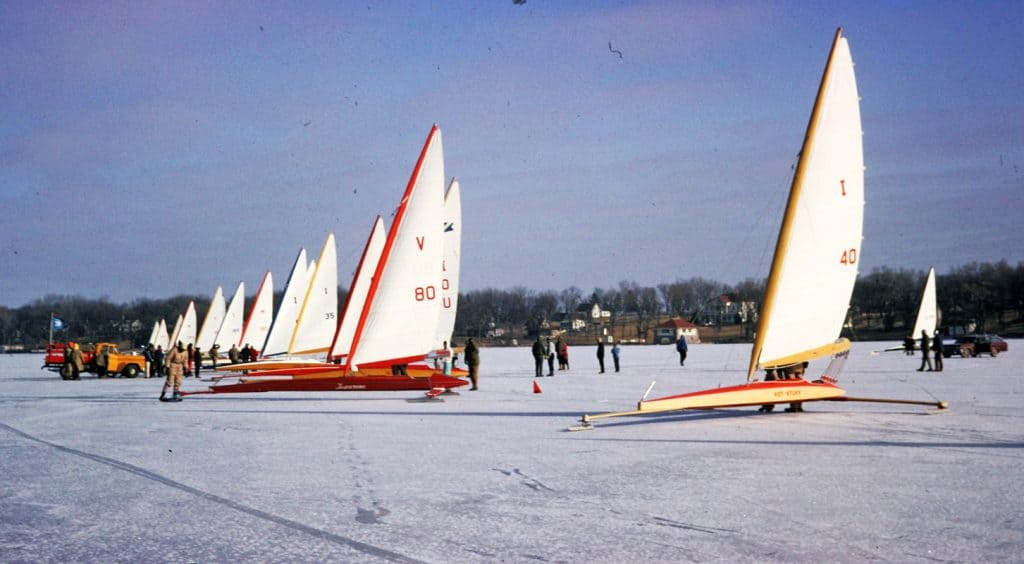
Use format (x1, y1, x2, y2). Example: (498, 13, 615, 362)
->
(1, 341, 1022, 562)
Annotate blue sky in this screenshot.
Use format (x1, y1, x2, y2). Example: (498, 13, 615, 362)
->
(2, 1, 1021, 307)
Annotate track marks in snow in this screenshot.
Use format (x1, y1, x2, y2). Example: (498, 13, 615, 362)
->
(492, 467, 555, 492)
(0, 421, 423, 564)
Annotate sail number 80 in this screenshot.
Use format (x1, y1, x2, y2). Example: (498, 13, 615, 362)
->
(840, 248, 858, 265)
(415, 286, 437, 301)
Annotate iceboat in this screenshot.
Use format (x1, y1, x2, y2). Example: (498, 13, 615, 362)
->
(573, 29, 945, 430)
(185, 125, 468, 396)
(878, 267, 937, 353)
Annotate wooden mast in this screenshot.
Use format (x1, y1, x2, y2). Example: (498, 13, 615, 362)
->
(747, 27, 845, 381)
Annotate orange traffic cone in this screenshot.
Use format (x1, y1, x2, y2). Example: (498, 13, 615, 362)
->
(533, 380, 542, 394)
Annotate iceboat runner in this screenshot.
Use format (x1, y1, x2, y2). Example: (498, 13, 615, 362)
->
(184, 125, 467, 397)
(572, 29, 946, 430)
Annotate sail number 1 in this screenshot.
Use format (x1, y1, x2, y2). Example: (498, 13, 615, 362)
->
(840, 248, 857, 265)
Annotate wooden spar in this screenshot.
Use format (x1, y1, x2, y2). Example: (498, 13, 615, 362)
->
(747, 27, 845, 382)
(825, 396, 949, 409)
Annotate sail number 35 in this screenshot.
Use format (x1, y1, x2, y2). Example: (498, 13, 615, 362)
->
(840, 248, 858, 265)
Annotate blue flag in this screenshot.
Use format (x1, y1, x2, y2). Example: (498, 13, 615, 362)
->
(51, 317, 66, 331)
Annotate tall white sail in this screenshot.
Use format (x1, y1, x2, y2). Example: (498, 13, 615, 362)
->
(348, 125, 445, 368)
(750, 29, 864, 376)
(261, 248, 310, 357)
(240, 271, 274, 353)
(156, 319, 169, 350)
(178, 301, 197, 347)
(911, 267, 937, 340)
(214, 282, 245, 349)
(147, 321, 160, 347)
(167, 314, 184, 348)
(289, 233, 338, 355)
(329, 217, 386, 360)
(196, 287, 226, 353)
(433, 178, 462, 349)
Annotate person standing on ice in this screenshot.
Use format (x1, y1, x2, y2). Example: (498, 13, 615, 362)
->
(68, 343, 85, 380)
(611, 341, 621, 372)
(546, 337, 555, 376)
(932, 331, 944, 372)
(531, 336, 546, 378)
(676, 335, 688, 366)
(161, 342, 187, 402)
(464, 338, 480, 390)
(596, 338, 606, 373)
(916, 329, 933, 371)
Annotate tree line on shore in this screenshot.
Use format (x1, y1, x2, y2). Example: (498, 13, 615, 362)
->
(2, 260, 1021, 349)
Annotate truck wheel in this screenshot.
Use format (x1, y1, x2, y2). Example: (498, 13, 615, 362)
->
(959, 345, 972, 357)
(122, 365, 140, 379)
(990, 348, 999, 357)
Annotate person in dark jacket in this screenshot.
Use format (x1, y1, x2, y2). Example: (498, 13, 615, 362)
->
(153, 345, 165, 377)
(531, 336, 546, 378)
(676, 335, 688, 366)
(464, 338, 480, 390)
(932, 331, 943, 372)
(193, 346, 202, 378)
(917, 330, 933, 371)
(596, 338, 605, 373)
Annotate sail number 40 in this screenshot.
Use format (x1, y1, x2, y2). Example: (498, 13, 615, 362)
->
(840, 248, 858, 265)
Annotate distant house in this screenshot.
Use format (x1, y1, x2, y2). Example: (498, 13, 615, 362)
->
(578, 303, 611, 320)
(712, 294, 757, 325)
(654, 318, 700, 344)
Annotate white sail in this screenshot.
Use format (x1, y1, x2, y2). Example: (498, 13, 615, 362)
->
(751, 30, 864, 375)
(214, 282, 245, 349)
(156, 319, 169, 351)
(196, 287, 226, 353)
(147, 321, 160, 347)
(329, 217, 386, 360)
(289, 233, 338, 355)
(178, 301, 197, 347)
(911, 267, 937, 339)
(167, 314, 184, 348)
(433, 178, 462, 349)
(261, 248, 310, 357)
(348, 125, 446, 368)
(240, 271, 274, 353)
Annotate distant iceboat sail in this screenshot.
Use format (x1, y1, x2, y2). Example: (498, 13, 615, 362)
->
(261, 248, 310, 358)
(329, 217, 386, 361)
(240, 271, 274, 353)
(910, 267, 937, 341)
(289, 233, 338, 356)
(196, 287, 225, 353)
(214, 282, 245, 350)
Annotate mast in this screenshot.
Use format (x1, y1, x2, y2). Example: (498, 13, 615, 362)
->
(747, 28, 845, 382)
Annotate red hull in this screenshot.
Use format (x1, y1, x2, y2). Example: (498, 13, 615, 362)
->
(183, 373, 469, 396)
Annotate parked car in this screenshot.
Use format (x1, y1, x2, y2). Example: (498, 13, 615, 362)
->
(942, 334, 1008, 358)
